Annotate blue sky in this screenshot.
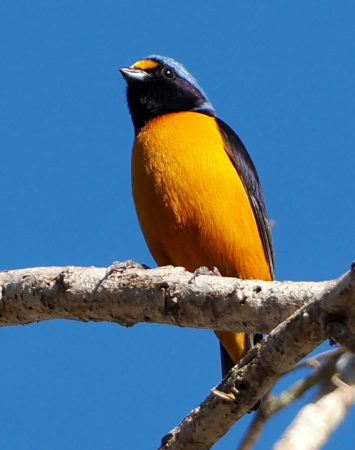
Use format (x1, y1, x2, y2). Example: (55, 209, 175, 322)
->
(1, 1, 355, 449)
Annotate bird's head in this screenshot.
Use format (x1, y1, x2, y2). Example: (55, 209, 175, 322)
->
(120, 55, 215, 133)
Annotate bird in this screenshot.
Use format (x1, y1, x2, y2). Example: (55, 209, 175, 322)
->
(120, 55, 274, 378)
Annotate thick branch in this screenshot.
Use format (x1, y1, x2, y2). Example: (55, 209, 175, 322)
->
(2, 264, 355, 450)
(157, 267, 355, 450)
(158, 294, 326, 450)
(0, 265, 351, 333)
(321, 266, 355, 329)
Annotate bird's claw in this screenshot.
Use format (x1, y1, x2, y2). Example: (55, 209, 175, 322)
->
(189, 266, 221, 283)
(105, 260, 149, 278)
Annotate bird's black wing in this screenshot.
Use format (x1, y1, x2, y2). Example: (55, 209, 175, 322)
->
(216, 117, 274, 381)
(216, 117, 275, 279)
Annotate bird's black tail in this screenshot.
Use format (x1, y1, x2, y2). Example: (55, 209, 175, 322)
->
(219, 333, 263, 411)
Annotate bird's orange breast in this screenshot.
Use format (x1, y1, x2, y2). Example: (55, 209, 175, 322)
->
(131, 111, 271, 282)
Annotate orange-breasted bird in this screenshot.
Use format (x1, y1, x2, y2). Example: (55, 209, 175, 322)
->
(120, 55, 274, 377)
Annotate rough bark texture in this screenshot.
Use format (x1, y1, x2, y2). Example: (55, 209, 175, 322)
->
(158, 295, 326, 450)
(157, 267, 355, 450)
(1, 264, 355, 450)
(0, 265, 349, 332)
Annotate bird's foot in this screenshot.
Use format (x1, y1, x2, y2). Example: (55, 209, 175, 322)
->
(189, 266, 221, 283)
(105, 260, 149, 278)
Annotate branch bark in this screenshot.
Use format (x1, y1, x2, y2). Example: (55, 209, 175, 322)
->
(158, 292, 326, 450)
(157, 266, 355, 450)
(0, 265, 352, 333)
(1, 264, 355, 450)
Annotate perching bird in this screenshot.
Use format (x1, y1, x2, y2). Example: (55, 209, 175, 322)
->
(120, 55, 274, 377)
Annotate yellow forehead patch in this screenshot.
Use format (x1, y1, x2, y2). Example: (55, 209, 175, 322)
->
(130, 59, 159, 71)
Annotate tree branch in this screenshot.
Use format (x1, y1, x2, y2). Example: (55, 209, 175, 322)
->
(237, 348, 345, 450)
(272, 353, 355, 450)
(1, 264, 355, 450)
(158, 293, 326, 450)
(157, 266, 355, 450)
(0, 265, 353, 333)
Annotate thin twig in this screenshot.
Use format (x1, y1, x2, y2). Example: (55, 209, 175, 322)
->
(272, 354, 355, 450)
(237, 350, 341, 450)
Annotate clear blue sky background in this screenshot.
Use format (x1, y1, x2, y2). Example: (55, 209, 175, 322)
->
(1, 1, 354, 449)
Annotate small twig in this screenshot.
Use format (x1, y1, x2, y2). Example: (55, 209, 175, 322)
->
(272, 353, 355, 450)
(211, 389, 236, 401)
(292, 347, 345, 371)
(237, 350, 341, 450)
(237, 393, 274, 450)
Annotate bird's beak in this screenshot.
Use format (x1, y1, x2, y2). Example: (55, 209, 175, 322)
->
(120, 67, 149, 83)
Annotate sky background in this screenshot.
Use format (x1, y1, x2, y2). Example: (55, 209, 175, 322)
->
(1, 1, 355, 449)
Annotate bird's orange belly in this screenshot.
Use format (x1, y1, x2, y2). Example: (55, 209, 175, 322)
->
(132, 111, 271, 365)
(132, 111, 271, 281)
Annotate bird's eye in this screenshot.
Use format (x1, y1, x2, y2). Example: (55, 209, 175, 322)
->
(162, 67, 176, 80)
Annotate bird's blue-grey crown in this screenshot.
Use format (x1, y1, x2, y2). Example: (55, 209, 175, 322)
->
(120, 54, 216, 132)
(147, 55, 215, 114)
